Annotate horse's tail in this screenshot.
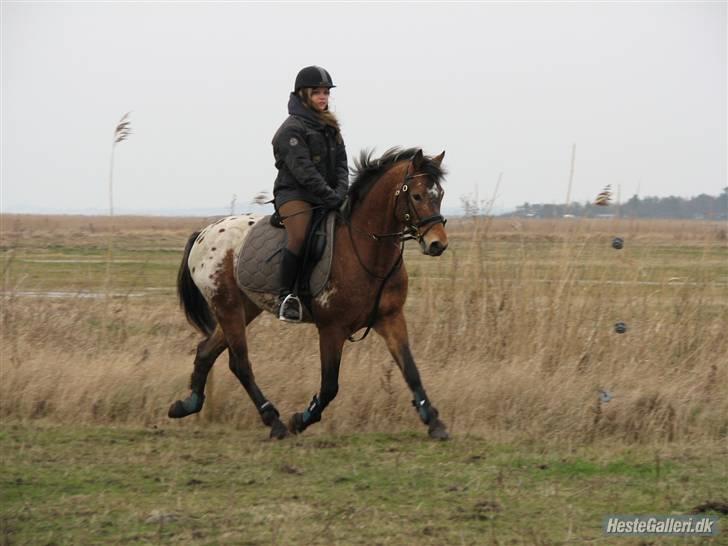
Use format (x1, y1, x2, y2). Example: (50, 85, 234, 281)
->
(177, 231, 216, 336)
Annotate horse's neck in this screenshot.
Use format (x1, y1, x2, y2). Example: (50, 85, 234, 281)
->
(350, 163, 404, 236)
(346, 164, 405, 268)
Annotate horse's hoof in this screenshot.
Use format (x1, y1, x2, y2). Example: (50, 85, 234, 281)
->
(428, 419, 450, 441)
(288, 413, 305, 435)
(168, 400, 189, 419)
(270, 420, 290, 440)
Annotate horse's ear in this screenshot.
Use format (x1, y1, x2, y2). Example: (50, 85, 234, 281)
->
(412, 149, 424, 169)
(432, 150, 445, 166)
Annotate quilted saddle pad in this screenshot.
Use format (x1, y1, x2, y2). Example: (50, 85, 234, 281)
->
(235, 212, 336, 297)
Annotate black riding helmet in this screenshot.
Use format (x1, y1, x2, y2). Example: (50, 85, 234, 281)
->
(294, 66, 336, 92)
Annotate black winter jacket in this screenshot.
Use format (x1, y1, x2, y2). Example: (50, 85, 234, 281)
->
(272, 93, 349, 208)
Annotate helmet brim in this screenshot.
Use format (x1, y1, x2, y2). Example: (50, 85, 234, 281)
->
(295, 84, 336, 92)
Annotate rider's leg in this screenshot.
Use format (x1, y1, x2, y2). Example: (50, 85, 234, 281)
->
(280, 200, 312, 254)
(278, 200, 312, 320)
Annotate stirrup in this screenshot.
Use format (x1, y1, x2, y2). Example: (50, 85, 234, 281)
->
(279, 293, 303, 323)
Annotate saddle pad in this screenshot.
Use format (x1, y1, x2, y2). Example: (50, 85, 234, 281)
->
(235, 212, 336, 296)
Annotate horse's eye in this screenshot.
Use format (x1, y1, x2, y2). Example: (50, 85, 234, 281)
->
(413, 194, 423, 202)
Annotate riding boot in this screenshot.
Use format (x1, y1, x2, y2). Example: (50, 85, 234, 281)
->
(279, 249, 302, 322)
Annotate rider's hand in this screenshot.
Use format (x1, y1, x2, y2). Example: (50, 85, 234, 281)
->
(323, 190, 344, 210)
(334, 185, 348, 203)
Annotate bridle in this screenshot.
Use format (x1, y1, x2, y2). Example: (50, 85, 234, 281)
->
(350, 161, 447, 246)
(346, 160, 447, 342)
(394, 171, 448, 242)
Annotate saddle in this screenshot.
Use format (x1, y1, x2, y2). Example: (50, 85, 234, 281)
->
(235, 210, 336, 305)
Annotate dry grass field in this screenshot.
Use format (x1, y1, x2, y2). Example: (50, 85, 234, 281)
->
(1, 213, 726, 544)
(1, 213, 726, 442)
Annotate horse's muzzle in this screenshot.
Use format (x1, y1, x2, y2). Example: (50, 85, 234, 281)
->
(419, 222, 448, 256)
(425, 240, 448, 256)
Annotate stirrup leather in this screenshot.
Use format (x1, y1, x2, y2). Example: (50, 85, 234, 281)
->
(279, 293, 303, 323)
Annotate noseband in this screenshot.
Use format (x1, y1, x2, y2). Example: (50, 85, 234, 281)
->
(395, 166, 447, 242)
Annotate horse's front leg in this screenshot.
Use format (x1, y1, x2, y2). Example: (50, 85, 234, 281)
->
(375, 311, 449, 440)
(288, 326, 346, 434)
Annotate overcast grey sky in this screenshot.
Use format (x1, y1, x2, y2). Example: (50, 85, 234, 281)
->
(2, 1, 726, 215)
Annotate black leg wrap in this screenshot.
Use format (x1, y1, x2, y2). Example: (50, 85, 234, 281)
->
(412, 393, 437, 425)
(302, 395, 323, 427)
(259, 401, 280, 427)
(168, 392, 205, 419)
(289, 394, 323, 435)
(412, 392, 449, 440)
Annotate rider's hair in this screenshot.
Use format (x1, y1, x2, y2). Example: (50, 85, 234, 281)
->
(298, 88, 340, 134)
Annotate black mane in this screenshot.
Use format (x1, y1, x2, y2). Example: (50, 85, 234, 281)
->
(346, 147, 446, 216)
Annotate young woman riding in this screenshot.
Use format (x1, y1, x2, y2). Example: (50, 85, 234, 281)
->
(272, 65, 349, 322)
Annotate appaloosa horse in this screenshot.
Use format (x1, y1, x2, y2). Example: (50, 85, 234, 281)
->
(169, 148, 449, 439)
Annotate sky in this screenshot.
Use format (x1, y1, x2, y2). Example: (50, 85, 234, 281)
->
(1, 1, 726, 215)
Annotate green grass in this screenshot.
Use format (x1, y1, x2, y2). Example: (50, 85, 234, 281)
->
(1, 423, 726, 545)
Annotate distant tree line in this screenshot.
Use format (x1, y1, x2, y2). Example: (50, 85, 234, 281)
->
(504, 188, 728, 220)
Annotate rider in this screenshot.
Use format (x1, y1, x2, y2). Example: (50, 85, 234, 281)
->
(272, 66, 349, 322)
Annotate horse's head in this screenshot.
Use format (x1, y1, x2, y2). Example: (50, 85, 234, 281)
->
(398, 150, 448, 256)
(348, 147, 449, 256)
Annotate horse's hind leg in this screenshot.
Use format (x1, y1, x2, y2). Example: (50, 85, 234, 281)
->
(375, 311, 449, 440)
(168, 327, 227, 418)
(217, 296, 289, 440)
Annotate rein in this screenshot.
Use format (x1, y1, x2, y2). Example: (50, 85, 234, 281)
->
(346, 162, 447, 343)
(346, 236, 404, 342)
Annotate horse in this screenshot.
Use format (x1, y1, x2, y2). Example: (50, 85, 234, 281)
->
(169, 147, 450, 440)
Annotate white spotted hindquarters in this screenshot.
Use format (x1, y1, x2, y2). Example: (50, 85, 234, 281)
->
(188, 214, 262, 303)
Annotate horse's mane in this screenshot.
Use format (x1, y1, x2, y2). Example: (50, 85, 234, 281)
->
(344, 147, 446, 218)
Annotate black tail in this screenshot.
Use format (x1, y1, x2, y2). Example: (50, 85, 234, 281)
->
(177, 231, 216, 336)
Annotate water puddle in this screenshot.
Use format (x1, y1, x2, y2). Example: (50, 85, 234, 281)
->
(19, 259, 162, 264)
(1, 288, 171, 299)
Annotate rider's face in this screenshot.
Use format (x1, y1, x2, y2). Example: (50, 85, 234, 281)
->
(310, 88, 330, 112)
